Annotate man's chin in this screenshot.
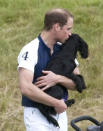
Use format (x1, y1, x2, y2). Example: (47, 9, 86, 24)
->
(63, 38, 68, 43)
(62, 38, 68, 43)
(57, 38, 68, 43)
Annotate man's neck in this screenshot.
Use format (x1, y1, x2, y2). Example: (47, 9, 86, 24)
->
(40, 30, 56, 51)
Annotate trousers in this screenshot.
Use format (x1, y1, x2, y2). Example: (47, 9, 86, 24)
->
(24, 107, 68, 131)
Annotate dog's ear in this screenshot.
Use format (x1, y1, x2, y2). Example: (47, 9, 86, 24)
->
(77, 35, 89, 58)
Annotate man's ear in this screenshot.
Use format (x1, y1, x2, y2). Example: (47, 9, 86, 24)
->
(53, 23, 61, 32)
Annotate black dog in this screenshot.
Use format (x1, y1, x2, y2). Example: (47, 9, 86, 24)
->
(34, 34, 88, 127)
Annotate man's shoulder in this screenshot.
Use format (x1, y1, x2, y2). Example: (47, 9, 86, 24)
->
(18, 37, 40, 59)
(23, 37, 39, 51)
(17, 37, 39, 72)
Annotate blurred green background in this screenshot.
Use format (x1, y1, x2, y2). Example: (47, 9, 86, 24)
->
(0, 0, 103, 130)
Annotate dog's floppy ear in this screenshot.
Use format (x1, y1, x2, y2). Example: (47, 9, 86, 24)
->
(77, 35, 89, 58)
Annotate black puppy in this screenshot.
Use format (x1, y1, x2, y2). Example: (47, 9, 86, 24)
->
(34, 34, 88, 127)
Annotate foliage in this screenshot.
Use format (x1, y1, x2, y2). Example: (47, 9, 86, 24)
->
(0, 0, 103, 130)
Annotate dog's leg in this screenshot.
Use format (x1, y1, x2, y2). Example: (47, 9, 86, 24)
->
(65, 99, 75, 107)
(65, 73, 86, 93)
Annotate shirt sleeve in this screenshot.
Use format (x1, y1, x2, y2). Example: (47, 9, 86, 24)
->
(17, 43, 38, 73)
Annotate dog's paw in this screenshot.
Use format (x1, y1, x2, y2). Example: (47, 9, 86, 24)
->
(75, 75, 87, 93)
(65, 99, 75, 107)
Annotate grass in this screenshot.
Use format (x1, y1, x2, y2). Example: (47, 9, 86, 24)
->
(0, 0, 103, 130)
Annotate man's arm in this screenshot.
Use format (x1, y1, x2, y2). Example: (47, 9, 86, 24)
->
(35, 67, 80, 90)
(18, 67, 67, 113)
(57, 67, 80, 90)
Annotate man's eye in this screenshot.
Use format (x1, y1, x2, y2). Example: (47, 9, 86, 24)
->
(68, 28, 72, 31)
(67, 28, 71, 30)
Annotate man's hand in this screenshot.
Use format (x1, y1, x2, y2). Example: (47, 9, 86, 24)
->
(54, 99, 67, 114)
(35, 70, 59, 91)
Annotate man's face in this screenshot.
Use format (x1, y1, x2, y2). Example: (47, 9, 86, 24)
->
(56, 18, 73, 43)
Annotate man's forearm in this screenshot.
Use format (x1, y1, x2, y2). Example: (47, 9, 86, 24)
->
(20, 83, 67, 113)
(35, 70, 78, 90)
(20, 82, 59, 107)
(18, 68, 67, 113)
(57, 75, 76, 90)
(57, 67, 80, 90)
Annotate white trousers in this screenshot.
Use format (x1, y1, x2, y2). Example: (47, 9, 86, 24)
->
(24, 107, 68, 131)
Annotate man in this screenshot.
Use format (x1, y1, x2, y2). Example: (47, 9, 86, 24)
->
(18, 8, 80, 131)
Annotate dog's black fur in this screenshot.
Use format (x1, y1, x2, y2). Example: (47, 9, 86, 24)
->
(34, 34, 88, 127)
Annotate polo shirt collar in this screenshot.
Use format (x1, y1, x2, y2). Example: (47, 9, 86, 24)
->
(38, 34, 61, 56)
(38, 34, 50, 52)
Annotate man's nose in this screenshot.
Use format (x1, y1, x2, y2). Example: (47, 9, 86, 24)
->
(68, 32, 72, 36)
(67, 32, 72, 38)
